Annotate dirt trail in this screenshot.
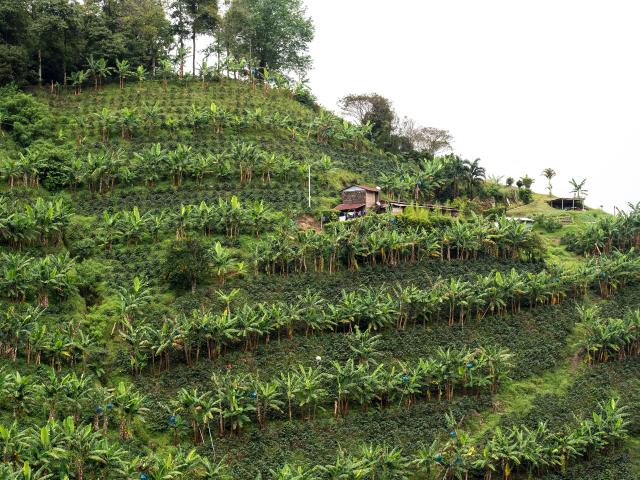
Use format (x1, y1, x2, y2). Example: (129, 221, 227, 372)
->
(297, 214, 322, 232)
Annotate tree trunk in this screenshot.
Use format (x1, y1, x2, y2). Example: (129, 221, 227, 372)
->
(192, 30, 197, 77)
(38, 49, 42, 85)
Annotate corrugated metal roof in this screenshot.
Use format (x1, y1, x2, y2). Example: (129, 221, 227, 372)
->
(342, 185, 380, 193)
(334, 203, 366, 211)
(356, 184, 380, 192)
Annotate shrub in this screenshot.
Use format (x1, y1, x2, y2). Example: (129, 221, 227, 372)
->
(518, 187, 534, 204)
(0, 84, 53, 146)
(535, 214, 563, 233)
(163, 237, 211, 292)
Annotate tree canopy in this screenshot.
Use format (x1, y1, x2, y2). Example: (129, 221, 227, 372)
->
(0, 0, 314, 86)
(222, 0, 314, 72)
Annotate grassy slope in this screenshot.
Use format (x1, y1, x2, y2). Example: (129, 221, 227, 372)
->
(2, 81, 640, 478)
(27, 81, 394, 210)
(508, 193, 609, 267)
(505, 195, 640, 476)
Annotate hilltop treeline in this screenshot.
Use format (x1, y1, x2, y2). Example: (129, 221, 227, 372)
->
(0, 0, 313, 86)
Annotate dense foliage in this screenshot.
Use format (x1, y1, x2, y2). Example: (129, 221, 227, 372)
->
(2, 13, 640, 475)
(563, 202, 640, 256)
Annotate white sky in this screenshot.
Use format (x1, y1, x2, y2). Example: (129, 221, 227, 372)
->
(304, 0, 640, 213)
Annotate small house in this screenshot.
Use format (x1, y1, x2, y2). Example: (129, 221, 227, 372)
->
(548, 198, 584, 210)
(333, 185, 460, 220)
(341, 185, 381, 209)
(380, 200, 410, 214)
(335, 185, 381, 219)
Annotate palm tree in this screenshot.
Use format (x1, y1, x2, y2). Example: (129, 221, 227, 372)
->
(86, 55, 100, 91)
(86, 56, 112, 91)
(569, 178, 588, 206)
(0, 421, 27, 464)
(117, 107, 138, 140)
(69, 70, 88, 95)
(3, 371, 35, 417)
(140, 101, 162, 135)
(112, 381, 147, 440)
(519, 174, 535, 189)
(33, 253, 74, 307)
(134, 143, 165, 186)
(347, 326, 382, 365)
(413, 159, 444, 203)
(114, 276, 152, 334)
(92, 108, 113, 144)
(171, 388, 209, 446)
(58, 417, 101, 480)
(25, 421, 66, 476)
(209, 242, 241, 286)
(293, 365, 327, 421)
(253, 378, 283, 429)
(542, 168, 556, 196)
(135, 65, 147, 91)
(174, 45, 190, 78)
(39, 369, 70, 420)
(159, 59, 173, 92)
(464, 158, 486, 197)
(114, 59, 131, 90)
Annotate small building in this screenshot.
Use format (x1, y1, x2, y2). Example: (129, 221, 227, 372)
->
(334, 185, 459, 220)
(424, 204, 459, 217)
(340, 185, 381, 209)
(548, 197, 584, 210)
(383, 200, 410, 214)
(335, 185, 382, 220)
(505, 216, 535, 226)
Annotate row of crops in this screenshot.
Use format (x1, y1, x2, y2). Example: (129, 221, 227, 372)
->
(563, 202, 640, 255)
(43, 77, 316, 122)
(63, 102, 372, 152)
(254, 214, 543, 275)
(104, 252, 640, 374)
(2, 394, 627, 480)
(0, 140, 338, 193)
(71, 185, 309, 215)
(7, 249, 637, 374)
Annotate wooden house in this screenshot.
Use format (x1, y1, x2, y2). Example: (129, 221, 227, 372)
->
(334, 185, 381, 217)
(334, 184, 459, 220)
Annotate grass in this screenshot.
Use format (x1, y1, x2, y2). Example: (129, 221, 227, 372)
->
(628, 434, 640, 474)
(508, 193, 610, 267)
(466, 361, 576, 442)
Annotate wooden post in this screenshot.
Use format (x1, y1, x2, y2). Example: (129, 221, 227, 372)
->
(308, 165, 311, 208)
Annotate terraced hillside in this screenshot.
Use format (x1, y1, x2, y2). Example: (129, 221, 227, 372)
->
(1, 79, 640, 479)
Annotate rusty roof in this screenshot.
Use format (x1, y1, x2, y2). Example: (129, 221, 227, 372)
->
(334, 203, 366, 211)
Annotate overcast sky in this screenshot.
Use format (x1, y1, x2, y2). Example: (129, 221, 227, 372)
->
(304, 0, 639, 213)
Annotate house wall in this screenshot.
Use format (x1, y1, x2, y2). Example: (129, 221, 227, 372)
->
(342, 190, 366, 205)
(365, 191, 378, 208)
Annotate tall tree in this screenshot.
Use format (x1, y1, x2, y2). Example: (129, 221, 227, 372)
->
(114, 0, 173, 73)
(569, 178, 588, 200)
(28, 0, 82, 85)
(542, 168, 556, 196)
(0, 0, 31, 84)
(339, 93, 396, 149)
(223, 0, 314, 74)
(395, 118, 454, 155)
(171, 0, 219, 76)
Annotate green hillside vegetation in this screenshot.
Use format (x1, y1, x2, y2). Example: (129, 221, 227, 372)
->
(2, 2, 640, 479)
(507, 193, 610, 267)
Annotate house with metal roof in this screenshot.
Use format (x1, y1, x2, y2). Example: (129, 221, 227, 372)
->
(334, 185, 382, 216)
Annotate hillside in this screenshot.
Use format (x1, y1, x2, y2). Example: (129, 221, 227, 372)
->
(1, 77, 640, 480)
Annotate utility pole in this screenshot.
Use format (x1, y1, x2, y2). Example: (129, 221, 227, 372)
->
(308, 165, 311, 208)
